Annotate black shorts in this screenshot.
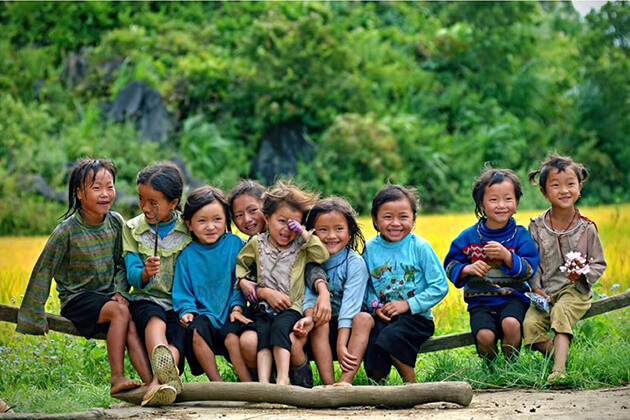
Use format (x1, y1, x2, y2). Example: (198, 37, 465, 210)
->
(468, 298, 529, 340)
(187, 315, 227, 376)
(364, 312, 435, 374)
(61, 291, 113, 339)
(254, 308, 302, 352)
(129, 299, 187, 372)
(220, 318, 257, 340)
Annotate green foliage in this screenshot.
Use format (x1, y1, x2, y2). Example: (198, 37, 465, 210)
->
(1, 1, 630, 234)
(298, 113, 407, 214)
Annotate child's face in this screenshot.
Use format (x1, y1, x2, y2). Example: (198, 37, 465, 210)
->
(314, 210, 349, 255)
(76, 168, 116, 225)
(186, 201, 227, 245)
(481, 180, 517, 229)
(265, 204, 303, 250)
(543, 168, 582, 211)
(138, 183, 179, 225)
(232, 194, 266, 236)
(374, 198, 414, 242)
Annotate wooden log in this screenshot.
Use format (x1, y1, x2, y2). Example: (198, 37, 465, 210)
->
(112, 381, 474, 408)
(1, 289, 629, 353)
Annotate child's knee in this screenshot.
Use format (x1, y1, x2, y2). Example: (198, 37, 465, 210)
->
(225, 333, 239, 347)
(476, 329, 496, 347)
(501, 317, 522, 335)
(353, 312, 374, 330)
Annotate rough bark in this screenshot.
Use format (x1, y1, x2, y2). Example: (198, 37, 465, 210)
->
(112, 381, 474, 408)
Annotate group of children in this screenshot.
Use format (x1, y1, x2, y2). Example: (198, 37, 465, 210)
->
(16, 153, 606, 406)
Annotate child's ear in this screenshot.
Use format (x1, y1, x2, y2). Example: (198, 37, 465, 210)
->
(185, 219, 192, 231)
(76, 187, 84, 202)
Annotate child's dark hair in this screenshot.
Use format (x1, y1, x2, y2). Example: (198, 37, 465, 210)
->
(528, 153, 589, 193)
(305, 197, 366, 252)
(228, 179, 266, 223)
(371, 183, 419, 230)
(136, 161, 185, 210)
(262, 180, 319, 223)
(472, 168, 523, 219)
(183, 185, 231, 240)
(63, 157, 116, 220)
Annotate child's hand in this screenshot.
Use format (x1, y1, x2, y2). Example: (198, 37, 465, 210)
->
(110, 292, 128, 306)
(381, 300, 410, 319)
(180, 313, 194, 327)
(336, 344, 359, 372)
(144, 256, 161, 277)
(313, 288, 332, 327)
(483, 241, 512, 264)
(230, 310, 253, 324)
(240, 279, 259, 304)
(375, 307, 391, 323)
(533, 287, 551, 302)
(261, 288, 291, 311)
(287, 219, 303, 234)
(293, 316, 314, 337)
(567, 272, 583, 283)
(462, 261, 491, 277)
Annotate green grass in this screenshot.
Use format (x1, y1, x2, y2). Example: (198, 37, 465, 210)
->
(2, 307, 628, 413)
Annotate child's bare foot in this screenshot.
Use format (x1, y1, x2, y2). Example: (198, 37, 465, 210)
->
(333, 381, 352, 387)
(110, 374, 142, 395)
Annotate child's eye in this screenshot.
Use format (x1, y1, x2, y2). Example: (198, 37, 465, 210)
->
(234, 213, 243, 219)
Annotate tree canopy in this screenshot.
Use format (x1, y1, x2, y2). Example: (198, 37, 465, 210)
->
(1, 1, 629, 234)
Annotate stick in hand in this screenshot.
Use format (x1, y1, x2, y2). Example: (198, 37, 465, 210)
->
(154, 204, 160, 257)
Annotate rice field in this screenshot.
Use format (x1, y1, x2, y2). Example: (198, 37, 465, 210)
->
(1, 204, 628, 337)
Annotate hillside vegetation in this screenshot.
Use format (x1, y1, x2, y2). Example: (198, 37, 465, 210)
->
(1, 2, 629, 234)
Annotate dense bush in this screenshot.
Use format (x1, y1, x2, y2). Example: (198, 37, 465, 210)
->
(0, 1, 629, 234)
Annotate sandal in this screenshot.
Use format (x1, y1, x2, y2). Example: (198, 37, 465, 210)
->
(141, 384, 177, 406)
(152, 344, 183, 394)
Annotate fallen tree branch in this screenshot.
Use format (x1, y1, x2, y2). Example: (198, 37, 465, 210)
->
(112, 381, 474, 408)
(1, 289, 629, 353)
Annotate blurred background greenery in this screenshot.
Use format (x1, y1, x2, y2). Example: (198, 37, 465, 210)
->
(1, 1, 629, 234)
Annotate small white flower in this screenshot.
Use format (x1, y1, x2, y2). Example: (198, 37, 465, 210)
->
(612, 284, 620, 290)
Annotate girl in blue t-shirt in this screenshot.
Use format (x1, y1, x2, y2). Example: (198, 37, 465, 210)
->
(296, 197, 372, 385)
(363, 184, 448, 383)
(173, 185, 251, 382)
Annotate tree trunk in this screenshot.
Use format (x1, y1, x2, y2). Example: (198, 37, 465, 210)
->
(112, 381, 474, 408)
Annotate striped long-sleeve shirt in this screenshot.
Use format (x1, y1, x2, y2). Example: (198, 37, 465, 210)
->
(16, 211, 126, 335)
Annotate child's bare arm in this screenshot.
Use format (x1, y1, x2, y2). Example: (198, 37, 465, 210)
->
(312, 279, 331, 326)
(293, 312, 314, 337)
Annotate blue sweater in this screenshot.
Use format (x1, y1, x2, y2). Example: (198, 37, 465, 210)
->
(303, 248, 369, 329)
(363, 233, 448, 321)
(172, 233, 245, 329)
(444, 217, 539, 309)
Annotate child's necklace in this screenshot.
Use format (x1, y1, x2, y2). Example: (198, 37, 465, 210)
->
(476, 220, 517, 245)
(548, 207, 578, 234)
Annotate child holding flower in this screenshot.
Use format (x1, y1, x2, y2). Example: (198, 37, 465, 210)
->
(524, 154, 606, 382)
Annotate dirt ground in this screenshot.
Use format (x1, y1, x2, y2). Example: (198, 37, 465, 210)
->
(4, 386, 629, 420)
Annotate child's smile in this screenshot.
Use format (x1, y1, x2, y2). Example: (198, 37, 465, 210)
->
(266, 204, 303, 249)
(314, 210, 349, 255)
(374, 199, 414, 242)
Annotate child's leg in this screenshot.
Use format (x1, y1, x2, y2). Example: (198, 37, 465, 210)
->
(240, 330, 258, 369)
(225, 332, 252, 382)
(145, 316, 180, 365)
(192, 329, 222, 382)
(310, 323, 334, 385)
(127, 319, 153, 384)
(97, 301, 142, 394)
(552, 332, 571, 373)
(501, 317, 522, 361)
(390, 356, 416, 383)
(273, 345, 291, 385)
(338, 312, 374, 385)
(475, 329, 498, 360)
(257, 348, 273, 383)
